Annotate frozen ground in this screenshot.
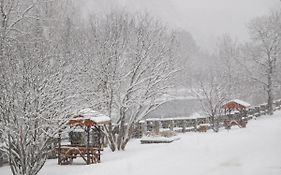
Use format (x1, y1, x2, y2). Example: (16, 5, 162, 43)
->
(1, 111, 281, 175)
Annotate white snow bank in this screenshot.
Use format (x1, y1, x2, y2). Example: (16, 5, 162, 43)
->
(140, 136, 181, 144)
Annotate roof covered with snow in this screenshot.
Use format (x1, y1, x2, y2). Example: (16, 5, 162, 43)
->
(69, 108, 111, 126)
(223, 99, 251, 110)
(229, 99, 250, 107)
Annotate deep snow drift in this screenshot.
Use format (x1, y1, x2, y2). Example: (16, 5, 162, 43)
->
(1, 111, 281, 175)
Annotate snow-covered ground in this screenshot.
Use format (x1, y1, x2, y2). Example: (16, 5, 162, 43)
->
(1, 112, 281, 175)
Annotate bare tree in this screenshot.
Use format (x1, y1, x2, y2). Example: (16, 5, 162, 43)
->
(0, 1, 76, 175)
(217, 34, 240, 98)
(78, 12, 177, 151)
(194, 73, 227, 132)
(0, 0, 38, 170)
(242, 10, 281, 114)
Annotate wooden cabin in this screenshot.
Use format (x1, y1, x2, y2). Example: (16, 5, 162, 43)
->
(57, 109, 110, 165)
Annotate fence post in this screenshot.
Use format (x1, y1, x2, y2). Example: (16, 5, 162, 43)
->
(255, 107, 261, 117)
(147, 121, 152, 133)
(273, 100, 281, 111)
(155, 120, 160, 135)
(169, 120, 174, 131)
(192, 119, 196, 131)
(273, 101, 277, 111)
(182, 120, 187, 133)
(140, 121, 146, 137)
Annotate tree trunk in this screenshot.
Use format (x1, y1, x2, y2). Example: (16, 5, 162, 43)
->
(211, 116, 219, 132)
(116, 108, 126, 151)
(106, 124, 116, 152)
(121, 138, 130, 151)
(267, 62, 274, 115)
(120, 123, 134, 150)
(267, 87, 273, 115)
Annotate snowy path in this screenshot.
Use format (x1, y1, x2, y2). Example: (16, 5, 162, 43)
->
(1, 112, 281, 175)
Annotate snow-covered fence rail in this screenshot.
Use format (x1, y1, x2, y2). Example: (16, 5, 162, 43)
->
(132, 116, 209, 138)
(245, 99, 281, 119)
(273, 100, 281, 110)
(131, 99, 281, 137)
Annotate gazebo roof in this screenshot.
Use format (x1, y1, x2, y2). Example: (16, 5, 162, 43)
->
(67, 108, 111, 126)
(223, 99, 251, 110)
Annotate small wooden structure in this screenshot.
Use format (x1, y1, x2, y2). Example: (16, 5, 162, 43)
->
(223, 119, 247, 129)
(222, 100, 250, 129)
(57, 109, 110, 165)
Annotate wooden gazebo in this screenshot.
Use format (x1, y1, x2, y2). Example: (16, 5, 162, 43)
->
(222, 99, 250, 129)
(57, 109, 110, 165)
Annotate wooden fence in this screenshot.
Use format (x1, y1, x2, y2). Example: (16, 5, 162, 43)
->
(131, 99, 281, 138)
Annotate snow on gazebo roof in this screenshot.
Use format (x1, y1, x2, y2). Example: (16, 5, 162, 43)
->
(223, 99, 251, 109)
(68, 108, 111, 126)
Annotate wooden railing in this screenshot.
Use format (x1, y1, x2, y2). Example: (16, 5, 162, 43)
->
(131, 99, 281, 138)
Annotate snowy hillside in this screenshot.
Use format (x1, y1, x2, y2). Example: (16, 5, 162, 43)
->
(1, 112, 281, 175)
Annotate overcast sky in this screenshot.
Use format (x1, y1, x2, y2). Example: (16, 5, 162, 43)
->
(81, 0, 281, 50)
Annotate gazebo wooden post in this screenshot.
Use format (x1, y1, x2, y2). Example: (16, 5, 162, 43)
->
(227, 109, 231, 120)
(86, 125, 90, 165)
